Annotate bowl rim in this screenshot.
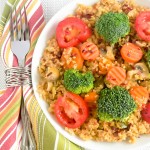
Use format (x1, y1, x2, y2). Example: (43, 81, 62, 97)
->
(32, 0, 150, 149)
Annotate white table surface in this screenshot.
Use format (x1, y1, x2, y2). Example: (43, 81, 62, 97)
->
(0, 1, 150, 150)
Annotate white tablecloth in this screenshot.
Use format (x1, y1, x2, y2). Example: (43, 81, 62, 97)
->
(0, 1, 150, 150)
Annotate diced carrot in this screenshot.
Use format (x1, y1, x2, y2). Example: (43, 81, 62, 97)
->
(84, 91, 98, 102)
(130, 86, 149, 104)
(121, 42, 143, 63)
(80, 42, 100, 60)
(61, 47, 84, 70)
(98, 57, 113, 74)
(106, 66, 126, 85)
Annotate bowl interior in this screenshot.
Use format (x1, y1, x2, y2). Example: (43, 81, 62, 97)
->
(32, 0, 150, 149)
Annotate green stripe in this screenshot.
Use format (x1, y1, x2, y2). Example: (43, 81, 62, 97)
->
(30, 39, 38, 51)
(58, 134, 82, 150)
(0, 0, 19, 26)
(39, 112, 45, 150)
(8, 0, 18, 5)
(0, 98, 21, 128)
(42, 118, 57, 150)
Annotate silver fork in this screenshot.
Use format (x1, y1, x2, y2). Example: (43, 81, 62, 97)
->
(10, 7, 36, 150)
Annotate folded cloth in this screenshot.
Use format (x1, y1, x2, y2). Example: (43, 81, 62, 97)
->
(0, 0, 82, 149)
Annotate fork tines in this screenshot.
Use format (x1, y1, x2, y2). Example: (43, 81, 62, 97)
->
(10, 6, 29, 41)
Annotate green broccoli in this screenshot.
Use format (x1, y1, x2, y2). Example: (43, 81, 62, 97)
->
(144, 50, 150, 70)
(95, 12, 130, 44)
(98, 86, 137, 122)
(64, 69, 94, 94)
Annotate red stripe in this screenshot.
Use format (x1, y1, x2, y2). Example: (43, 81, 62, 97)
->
(30, 15, 44, 37)
(0, 87, 18, 105)
(25, 57, 32, 65)
(1, 120, 19, 149)
(0, 88, 19, 110)
(29, 5, 44, 33)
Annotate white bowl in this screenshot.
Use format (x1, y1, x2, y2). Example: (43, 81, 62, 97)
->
(32, 0, 150, 149)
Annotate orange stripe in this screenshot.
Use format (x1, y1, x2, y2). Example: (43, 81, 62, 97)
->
(26, 49, 33, 62)
(31, 22, 45, 43)
(1, 89, 21, 116)
(0, 110, 19, 137)
(26, 22, 45, 61)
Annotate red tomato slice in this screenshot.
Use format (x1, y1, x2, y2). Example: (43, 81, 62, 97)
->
(141, 103, 150, 124)
(54, 92, 89, 128)
(135, 11, 150, 41)
(56, 17, 92, 48)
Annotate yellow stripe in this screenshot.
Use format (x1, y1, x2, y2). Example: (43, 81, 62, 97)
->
(5, 40, 11, 67)
(0, 97, 20, 129)
(0, 109, 19, 138)
(1, 88, 21, 115)
(28, 98, 41, 148)
(26, 0, 38, 15)
(0, 89, 6, 96)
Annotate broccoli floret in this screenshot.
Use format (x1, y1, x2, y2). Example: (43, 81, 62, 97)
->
(98, 86, 137, 122)
(64, 69, 94, 94)
(95, 12, 130, 44)
(144, 50, 150, 70)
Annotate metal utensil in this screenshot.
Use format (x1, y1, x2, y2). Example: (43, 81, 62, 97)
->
(10, 6, 36, 150)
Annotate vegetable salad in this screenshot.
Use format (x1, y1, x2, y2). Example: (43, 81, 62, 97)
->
(38, 0, 150, 143)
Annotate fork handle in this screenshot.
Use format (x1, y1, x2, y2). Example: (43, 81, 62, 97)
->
(20, 94, 36, 150)
(18, 58, 25, 67)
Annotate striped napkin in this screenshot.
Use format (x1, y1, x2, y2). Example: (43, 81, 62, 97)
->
(0, 0, 82, 149)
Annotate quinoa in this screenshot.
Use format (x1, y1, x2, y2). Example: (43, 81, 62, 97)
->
(38, 0, 150, 143)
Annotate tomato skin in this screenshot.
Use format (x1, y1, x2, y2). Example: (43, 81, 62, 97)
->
(56, 17, 92, 48)
(141, 103, 150, 124)
(135, 11, 150, 41)
(54, 92, 89, 128)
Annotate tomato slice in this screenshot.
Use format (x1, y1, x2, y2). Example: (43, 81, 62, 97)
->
(135, 11, 150, 41)
(141, 103, 150, 124)
(54, 92, 89, 128)
(56, 17, 92, 48)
